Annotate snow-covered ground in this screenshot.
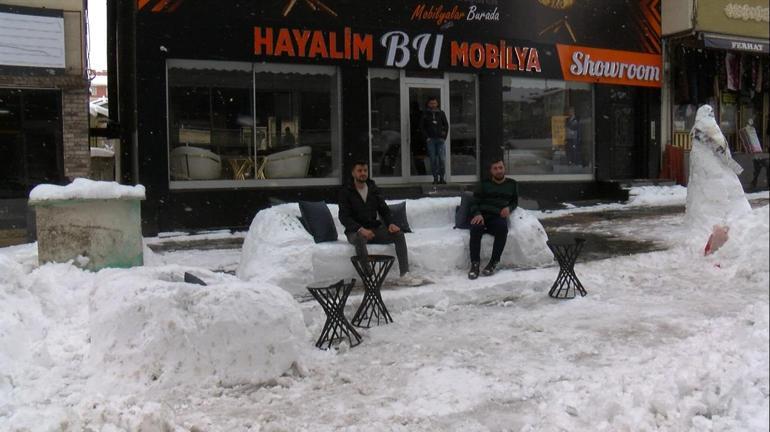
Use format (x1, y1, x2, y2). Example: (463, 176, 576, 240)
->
(1, 187, 768, 431)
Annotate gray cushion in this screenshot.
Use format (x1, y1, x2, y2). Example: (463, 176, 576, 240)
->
(298, 201, 338, 243)
(454, 191, 474, 229)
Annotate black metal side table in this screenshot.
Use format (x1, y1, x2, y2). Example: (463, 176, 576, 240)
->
(547, 237, 587, 299)
(350, 255, 395, 328)
(307, 279, 361, 349)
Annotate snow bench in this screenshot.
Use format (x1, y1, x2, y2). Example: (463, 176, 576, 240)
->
(237, 197, 554, 296)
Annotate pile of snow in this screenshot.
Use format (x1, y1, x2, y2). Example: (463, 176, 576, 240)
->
(1, 186, 767, 431)
(0, 257, 310, 430)
(685, 105, 751, 237)
(707, 205, 770, 274)
(29, 178, 145, 203)
(627, 185, 687, 206)
(87, 268, 309, 394)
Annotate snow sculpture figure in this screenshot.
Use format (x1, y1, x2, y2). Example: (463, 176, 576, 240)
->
(685, 105, 751, 237)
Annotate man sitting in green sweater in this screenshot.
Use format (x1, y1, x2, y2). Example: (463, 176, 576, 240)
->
(468, 159, 518, 279)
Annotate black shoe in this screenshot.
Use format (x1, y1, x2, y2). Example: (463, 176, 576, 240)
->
(439, 177, 447, 184)
(468, 262, 480, 280)
(433, 177, 439, 185)
(482, 261, 498, 276)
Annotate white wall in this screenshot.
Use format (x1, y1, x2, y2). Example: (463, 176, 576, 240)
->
(662, 0, 694, 36)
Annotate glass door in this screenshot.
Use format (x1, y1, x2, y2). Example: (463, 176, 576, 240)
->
(369, 70, 479, 183)
(405, 84, 444, 182)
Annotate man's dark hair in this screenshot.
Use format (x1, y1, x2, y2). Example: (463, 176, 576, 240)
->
(351, 160, 368, 170)
(426, 97, 439, 105)
(488, 158, 504, 169)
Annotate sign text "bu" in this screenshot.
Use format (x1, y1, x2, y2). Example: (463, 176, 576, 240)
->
(380, 31, 444, 69)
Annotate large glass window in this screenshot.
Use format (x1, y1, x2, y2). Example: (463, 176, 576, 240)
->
(0, 89, 62, 198)
(167, 60, 340, 186)
(369, 69, 402, 177)
(502, 77, 593, 175)
(449, 74, 478, 177)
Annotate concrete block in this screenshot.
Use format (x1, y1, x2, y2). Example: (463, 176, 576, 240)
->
(32, 198, 143, 270)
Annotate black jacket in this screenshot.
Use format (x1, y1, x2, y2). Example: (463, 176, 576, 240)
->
(338, 179, 392, 234)
(420, 109, 449, 140)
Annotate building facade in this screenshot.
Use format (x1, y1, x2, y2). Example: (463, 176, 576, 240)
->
(112, 0, 663, 234)
(0, 0, 90, 245)
(662, 0, 769, 186)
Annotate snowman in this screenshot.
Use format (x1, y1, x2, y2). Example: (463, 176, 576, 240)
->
(684, 105, 751, 243)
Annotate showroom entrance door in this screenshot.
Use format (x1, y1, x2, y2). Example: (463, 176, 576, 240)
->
(369, 70, 478, 184)
(404, 81, 446, 183)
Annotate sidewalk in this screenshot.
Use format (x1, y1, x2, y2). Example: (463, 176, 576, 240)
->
(145, 192, 768, 284)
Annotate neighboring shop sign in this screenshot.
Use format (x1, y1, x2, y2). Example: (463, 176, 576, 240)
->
(703, 33, 770, 53)
(695, 0, 770, 39)
(555, 44, 662, 88)
(723, 3, 770, 22)
(0, 8, 65, 69)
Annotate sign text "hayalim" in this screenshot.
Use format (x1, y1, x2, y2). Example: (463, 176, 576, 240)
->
(556, 44, 662, 88)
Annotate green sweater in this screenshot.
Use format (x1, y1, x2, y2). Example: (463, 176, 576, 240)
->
(470, 178, 518, 217)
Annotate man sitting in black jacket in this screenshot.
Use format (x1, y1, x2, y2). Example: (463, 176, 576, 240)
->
(467, 158, 518, 280)
(338, 161, 420, 286)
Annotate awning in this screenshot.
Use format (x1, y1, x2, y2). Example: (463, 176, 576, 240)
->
(702, 33, 769, 54)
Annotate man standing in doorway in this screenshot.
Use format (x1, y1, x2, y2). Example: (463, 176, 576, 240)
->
(338, 161, 421, 286)
(467, 159, 518, 279)
(420, 97, 449, 184)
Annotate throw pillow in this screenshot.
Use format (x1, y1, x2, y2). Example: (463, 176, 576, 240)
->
(454, 191, 474, 229)
(386, 202, 412, 233)
(298, 201, 338, 243)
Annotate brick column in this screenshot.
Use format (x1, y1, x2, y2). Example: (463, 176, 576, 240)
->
(61, 87, 90, 179)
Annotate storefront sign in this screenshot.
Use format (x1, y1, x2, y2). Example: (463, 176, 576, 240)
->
(140, 0, 662, 56)
(254, 25, 545, 74)
(409, 3, 500, 26)
(556, 44, 662, 88)
(253, 27, 374, 61)
(703, 33, 770, 53)
(449, 41, 541, 71)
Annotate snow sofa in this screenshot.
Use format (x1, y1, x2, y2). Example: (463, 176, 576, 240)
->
(237, 197, 554, 296)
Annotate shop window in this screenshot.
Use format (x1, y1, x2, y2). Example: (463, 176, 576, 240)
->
(369, 69, 402, 177)
(672, 49, 767, 153)
(449, 74, 478, 176)
(0, 89, 62, 198)
(167, 60, 340, 187)
(502, 77, 593, 176)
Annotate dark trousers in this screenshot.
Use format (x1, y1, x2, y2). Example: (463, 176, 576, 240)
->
(751, 157, 769, 188)
(566, 139, 581, 166)
(427, 138, 446, 178)
(346, 225, 409, 275)
(469, 214, 508, 264)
